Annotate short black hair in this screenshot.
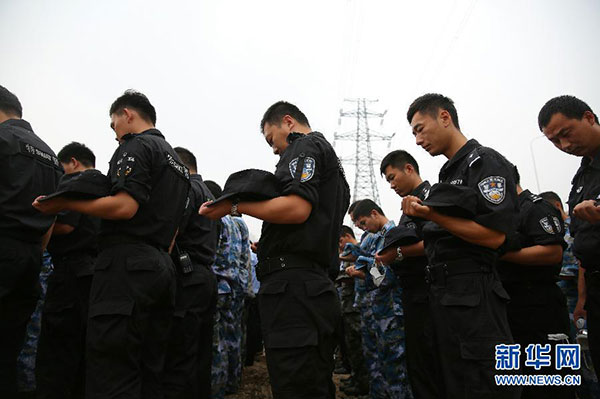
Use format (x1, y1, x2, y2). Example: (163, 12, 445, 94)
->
(340, 225, 355, 238)
(353, 199, 385, 218)
(109, 89, 157, 125)
(407, 93, 460, 130)
(204, 180, 222, 199)
(260, 101, 310, 133)
(57, 142, 95, 168)
(539, 191, 564, 210)
(0, 85, 23, 118)
(174, 147, 197, 172)
(348, 200, 363, 216)
(380, 150, 420, 176)
(538, 95, 599, 131)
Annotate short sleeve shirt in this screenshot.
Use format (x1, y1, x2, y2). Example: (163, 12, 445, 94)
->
(177, 174, 218, 266)
(568, 153, 600, 270)
(47, 210, 100, 258)
(101, 129, 190, 250)
(422, 139, 518, 265)
(498, 189, 566, 282)
(0, 119, 63, 241)
(258, 132, 351, 269)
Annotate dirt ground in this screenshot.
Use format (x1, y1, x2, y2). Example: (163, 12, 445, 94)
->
(226, 354, 354, 399)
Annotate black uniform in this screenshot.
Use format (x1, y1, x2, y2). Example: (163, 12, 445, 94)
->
(498, 189, 573, 399)
(568, 153, 600, 379)
(256, 132, 350, 399)
(422, 139, 520, 398)
(389, 180, 442, 398)
(163, 174, 218, 399)
(86, 129, 190, 399)
(0, 118, 62, 396)
(36, 209, 100, 399)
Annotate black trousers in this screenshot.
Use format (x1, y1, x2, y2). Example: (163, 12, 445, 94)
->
(244, 297, 262, 366)
(504, 281, 575, 399)
(85, 243, 176, 399)
(585, 270, 600, 382)
(35, 254, 94, 399)
(428, 268, 521, 398)
(400, 278, 441, 399)
(162, 264, 217, 399)
(0, 237, 41, 398)
(258, 266, 341, 399)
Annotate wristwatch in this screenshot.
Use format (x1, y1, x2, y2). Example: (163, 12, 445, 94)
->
(230, 200, 241, 217)
(396, 246, 404, 262)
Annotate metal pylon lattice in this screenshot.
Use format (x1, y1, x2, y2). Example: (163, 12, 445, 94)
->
(334, 98, 395, 204)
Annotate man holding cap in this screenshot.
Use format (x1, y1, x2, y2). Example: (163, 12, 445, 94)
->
(403, 93, 519, 398)
(33, 90, 190, 399)
(200, 101, 350, 399)
(36, 142, 103, 399)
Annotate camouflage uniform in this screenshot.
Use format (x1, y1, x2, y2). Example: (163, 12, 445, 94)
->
(228, 216, 250, 393)
(356, 221, 412, 399)
(17, 251, 53, 393)
(211, 216, 239, 399)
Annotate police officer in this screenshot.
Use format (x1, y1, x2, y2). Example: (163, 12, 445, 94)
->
(161, 147, 218, 399)
(403, 93, 519, 398)
(33, 90, 190, 399)
(498, 167, 573, 399)
(200, 101, 350, 399)
(376, 149, 441, 398)
(539, 95, 600, 379)
(36, 142, 101, 399)
(0, 85, 62, 397)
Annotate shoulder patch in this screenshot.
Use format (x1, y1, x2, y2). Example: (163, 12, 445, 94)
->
(478, 176, 506, 204)
(20, 141, 60, 168)
(552, 216, 562, 233)
(166, 153, 190, 180)
(289, 156, 316, 182)
(539, 217, 555, 234)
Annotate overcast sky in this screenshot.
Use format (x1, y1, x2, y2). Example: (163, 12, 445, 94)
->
(2, 0, 599, 239)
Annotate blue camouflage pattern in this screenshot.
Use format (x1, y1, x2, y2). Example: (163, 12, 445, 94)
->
(17, 251, 53, 392)
(358, 220, 412, 399)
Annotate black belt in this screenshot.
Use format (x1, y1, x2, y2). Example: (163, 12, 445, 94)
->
(99, 234, 165, 252)
(398, 273, 427, 289)
(256, 254, 326, 279)
(425, 260, 493, 284)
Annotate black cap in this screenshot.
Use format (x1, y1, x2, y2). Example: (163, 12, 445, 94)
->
(39, 169, 111, 202)
(379, 226, 420, 254)
(208, 169, 281, 206)
(421, 183, 478, 218)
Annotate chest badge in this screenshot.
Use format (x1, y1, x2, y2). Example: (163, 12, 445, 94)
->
(289, 157, 316, 182)
(478, 176, 506, 204)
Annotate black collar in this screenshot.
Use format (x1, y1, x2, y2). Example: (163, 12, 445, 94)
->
(440, 139, 480, 174)
(122, 128, 165, 141)
(410, 180, 431, 197)
(1, 118, 33, 131)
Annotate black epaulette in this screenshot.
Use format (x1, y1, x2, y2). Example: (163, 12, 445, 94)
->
(466, 148, 482, 168)
(528, 193, 543, 203)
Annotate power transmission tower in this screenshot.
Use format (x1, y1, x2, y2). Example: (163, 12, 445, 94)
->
(334, 98, 395, 204)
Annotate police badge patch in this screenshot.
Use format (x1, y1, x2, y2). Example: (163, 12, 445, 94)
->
(552, 216, 562, 233)
(539, 217, 554, 234)
(289, 156, 316, 182)
(478, 176, 506, 204)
